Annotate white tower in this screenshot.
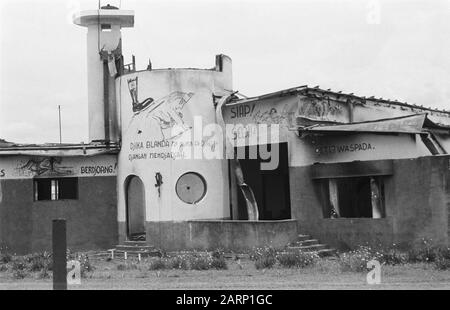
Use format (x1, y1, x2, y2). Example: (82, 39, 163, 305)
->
(73, 5, 134, 143)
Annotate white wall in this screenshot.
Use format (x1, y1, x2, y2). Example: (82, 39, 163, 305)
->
(223, 94, 434, 168)
(116, 61, 232, 223)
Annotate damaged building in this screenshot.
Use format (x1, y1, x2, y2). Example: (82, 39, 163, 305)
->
(0, 5, 449, 254)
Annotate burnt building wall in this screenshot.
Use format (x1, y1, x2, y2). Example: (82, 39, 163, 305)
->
(290, 155, 450, 250)
(0, 176, 117, 254)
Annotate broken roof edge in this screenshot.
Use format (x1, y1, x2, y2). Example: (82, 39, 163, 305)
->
(228, 85, 450, 117)
(296, 113, 450, 135)
(0, 141, 120, 157)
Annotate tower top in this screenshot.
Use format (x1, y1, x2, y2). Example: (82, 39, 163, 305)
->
(72, 7, 134, 28)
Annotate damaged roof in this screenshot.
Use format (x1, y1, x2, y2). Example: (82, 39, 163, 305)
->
(0, 141, 120, 157)
(229, 85, 450, 118)
(295, 113, 450, 135)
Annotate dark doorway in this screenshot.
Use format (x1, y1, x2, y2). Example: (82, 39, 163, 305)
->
(235, 143, 291, 220)
(125, 175, 146, 241)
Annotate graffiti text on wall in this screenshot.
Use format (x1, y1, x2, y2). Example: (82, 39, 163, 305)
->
(80, 164, 117, 176)
(299, 96, 345, 122)
(0, 156, 117, 179)
(229, 103, 291, 126)
(230, 104, 256, 119)
(316, 143, 375, 155)
(16, 157, 74, 177)
(128, 138, 218, 161)
(127, 76, 194, 141)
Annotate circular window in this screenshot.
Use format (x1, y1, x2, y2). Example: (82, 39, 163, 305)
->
(175, 172, 207, 204)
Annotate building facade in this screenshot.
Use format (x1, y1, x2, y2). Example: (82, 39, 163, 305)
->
(1, 6, 449, 254)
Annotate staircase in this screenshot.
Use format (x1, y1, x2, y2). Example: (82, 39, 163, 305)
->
(285, 234, 337, 257)
(108, 240, 162, 260)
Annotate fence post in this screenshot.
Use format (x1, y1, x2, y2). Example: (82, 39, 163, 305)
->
(52, 219, 67, 290)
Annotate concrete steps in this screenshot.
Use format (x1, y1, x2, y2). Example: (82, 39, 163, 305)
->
(286, 234, 337, 257)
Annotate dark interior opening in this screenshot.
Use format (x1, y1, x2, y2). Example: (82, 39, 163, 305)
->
(320, 176, 385, 218)
(235, 143, 291, 220)
(34, 178, 78, 201)
(58, 178, 78, 200)
(125, 175, 146, 241)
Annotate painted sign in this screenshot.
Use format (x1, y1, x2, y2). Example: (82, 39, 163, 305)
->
(125, 76, 195, 142)
(123, 74, 227, 161)
(0, 155, 117, 179)
(298, 95, 347, 122)
(224, 94, 351, 145)
(290, 132, 430, 167)
(224, 98, 298, 145)
(315, 142, 375, 156)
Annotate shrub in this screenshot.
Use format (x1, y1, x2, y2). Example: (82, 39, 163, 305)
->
(434, 248, 450, 270)
(189, 255, 212, 270)
(337, 246, 381, 273)
(277, 252, 318, 268)
(168, 256, 189, 270)
(77, 254, 94, 278)
(38, 267, 51, 279)
(25, 252, 52, 272)
(407, 239, 438, 263)
(0, 253, 12, 264)
(434, 256, 450, 270)
(211, 257, 228, 270)
(251, 247, 277, 270)
(211, 249, 225, 260)
(378, 248, 408, 266)
(255, 257, 276, 270)
(11, 258, 27, 272)
(148, 258, 167, 270)
(165, 251, 227, 270)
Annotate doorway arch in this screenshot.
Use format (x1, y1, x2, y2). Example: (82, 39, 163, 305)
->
(125, 175, 146, 241)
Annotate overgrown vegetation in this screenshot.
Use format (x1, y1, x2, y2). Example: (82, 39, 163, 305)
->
(251, 247, 278, 270)
(276, 252, 319, 268)
(2, 239, 450, 281)
(250, 247, 319, 269)
(249, 239, 450, 272)
(115, 251, 229, 272)
(0, 248, 94, 279)
(335, 239, 450, 272)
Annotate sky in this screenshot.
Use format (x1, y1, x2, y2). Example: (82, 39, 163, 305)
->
(0, 0, 449, 144)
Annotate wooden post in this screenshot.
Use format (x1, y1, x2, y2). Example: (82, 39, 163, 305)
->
(52, 219, 67, 290)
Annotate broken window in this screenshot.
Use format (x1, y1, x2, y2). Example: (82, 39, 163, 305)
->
(321, 176, 385, 219)
(101, 24, 112, 32)
(34, 178, 78, 201)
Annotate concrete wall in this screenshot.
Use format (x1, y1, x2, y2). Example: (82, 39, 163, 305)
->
(223, 94, 433, 168)
(290, 155, 450, 249)
(116, 56, 233, 228)
(0, 176, 117, 254)
(144, 220, 298, 252)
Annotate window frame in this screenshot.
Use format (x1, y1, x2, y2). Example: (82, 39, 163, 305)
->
(319, 175, 386, 219)
(33, 177, 79, 201)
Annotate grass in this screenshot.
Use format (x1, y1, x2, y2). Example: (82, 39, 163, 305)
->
(2, 257, 450, 290)
(2, 242, 450, 289)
